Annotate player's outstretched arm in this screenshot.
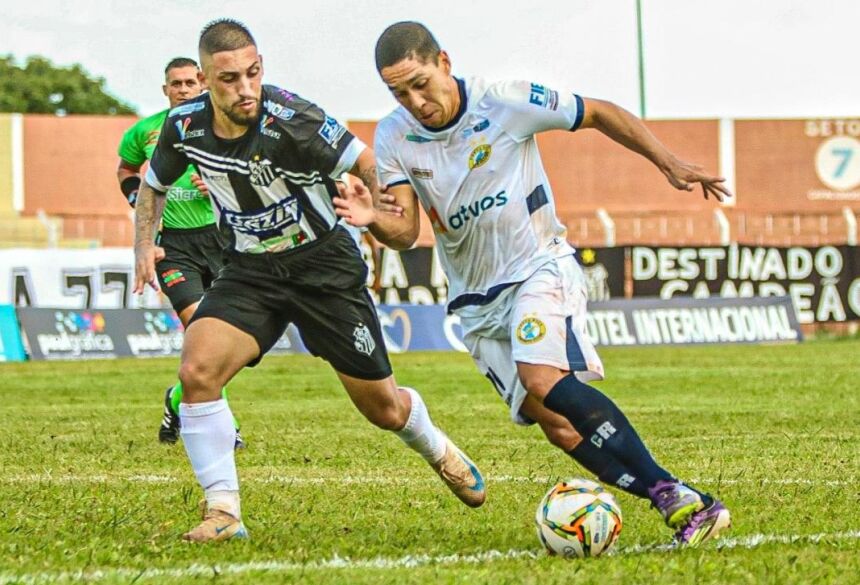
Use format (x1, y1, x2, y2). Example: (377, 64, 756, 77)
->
(133, 182, 166, 294)
(579, 98, 732, 202)
(334, 148, 421, 250)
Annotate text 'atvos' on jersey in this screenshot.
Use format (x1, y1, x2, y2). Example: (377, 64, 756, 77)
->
(145, 85, 365, 254)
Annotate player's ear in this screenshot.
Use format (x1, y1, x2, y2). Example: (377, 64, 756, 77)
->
(197, 69, 207, 88)
(438, 50, 452, 74)
(162, 84, 168, 98)
(258, 54, 264, 76)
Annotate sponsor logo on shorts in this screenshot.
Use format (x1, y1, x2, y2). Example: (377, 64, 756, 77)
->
(353, 322, 376, 356)
(161, 269, 186, 288)
(516, 316, 546, 344)
(412, 167, 433, 179)
(468, 143, 491, 170)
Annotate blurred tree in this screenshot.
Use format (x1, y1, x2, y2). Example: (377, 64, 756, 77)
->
(0, 55, 136, 115)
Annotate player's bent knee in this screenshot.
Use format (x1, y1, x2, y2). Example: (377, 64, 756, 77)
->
(365, 405, 407, 431)
(521, 376, 560, 401)
(178, 360, 223, 402)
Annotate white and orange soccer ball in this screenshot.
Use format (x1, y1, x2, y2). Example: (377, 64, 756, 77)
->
(535, 478, 623, 558)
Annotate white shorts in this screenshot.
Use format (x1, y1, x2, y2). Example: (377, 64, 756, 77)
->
(462, 255, 605, 425)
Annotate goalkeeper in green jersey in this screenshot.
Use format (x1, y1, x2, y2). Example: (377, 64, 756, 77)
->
(117, 57, 243, 449)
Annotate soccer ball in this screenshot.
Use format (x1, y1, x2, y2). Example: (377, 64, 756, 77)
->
(535, 478, 623, 558)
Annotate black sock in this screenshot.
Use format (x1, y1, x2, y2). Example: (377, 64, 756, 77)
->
(567, 441, 650, 499)
(544, 374, 673, 491)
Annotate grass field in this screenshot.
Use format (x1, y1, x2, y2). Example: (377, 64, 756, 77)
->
(1, 340, 859, 584)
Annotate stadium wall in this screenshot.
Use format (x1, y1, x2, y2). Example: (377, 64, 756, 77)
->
(0, 115, 858, 247)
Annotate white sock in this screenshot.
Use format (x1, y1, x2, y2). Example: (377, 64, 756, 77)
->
(180, 399, 241, 518)
(395, 387, 446, 463)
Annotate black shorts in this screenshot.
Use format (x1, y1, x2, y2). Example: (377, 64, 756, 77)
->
(189, 226, 392, 380)
(155, 224, 226, 314)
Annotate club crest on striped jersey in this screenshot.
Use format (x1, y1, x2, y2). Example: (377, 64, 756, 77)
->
(516, 316, 546, 344)
(248, 155, 277, 187)
(353, 323, 376, 356)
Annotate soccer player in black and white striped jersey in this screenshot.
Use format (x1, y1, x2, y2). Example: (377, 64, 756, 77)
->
(133, 19, 486, 543)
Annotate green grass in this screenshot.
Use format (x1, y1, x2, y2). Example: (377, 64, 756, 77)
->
(1, 341, 859, 584)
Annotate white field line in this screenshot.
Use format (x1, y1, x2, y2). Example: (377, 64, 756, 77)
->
(1, 530, 859, 584)
(0, 473, 852, 487)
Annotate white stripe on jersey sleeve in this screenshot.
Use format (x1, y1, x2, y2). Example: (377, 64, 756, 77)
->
(373, 118, 409, 188)
(485, 79, 584, 142)
(330, 137, 366, 179)
(144, 166, 170, 193)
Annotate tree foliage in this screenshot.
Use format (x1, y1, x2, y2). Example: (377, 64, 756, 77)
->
(0, 55, 136, 115)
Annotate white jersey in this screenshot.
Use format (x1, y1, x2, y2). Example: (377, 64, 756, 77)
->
(375, 76, 584, 316)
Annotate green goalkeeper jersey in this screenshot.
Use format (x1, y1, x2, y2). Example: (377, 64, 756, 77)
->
(118, 109, 215, 229)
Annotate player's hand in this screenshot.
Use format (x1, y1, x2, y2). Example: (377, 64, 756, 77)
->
(333, 179, 378, 227)
(661, 157, 733, 202)
(190, 173, 210, 196)
(377, 185, 404, 217)
(133, 244, 165, 294)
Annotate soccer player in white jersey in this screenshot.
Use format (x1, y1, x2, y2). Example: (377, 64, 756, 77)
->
(334, 21, 732, 547)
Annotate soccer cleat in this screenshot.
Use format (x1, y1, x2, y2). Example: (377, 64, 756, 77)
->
(673, 499, 731, 547)
(430, 435, 486, 508)
(182, 502, 249, 543)
(158, 386, 181, 444)
(648, 480, 705, 529)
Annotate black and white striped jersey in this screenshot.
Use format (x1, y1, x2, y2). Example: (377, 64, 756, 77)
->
(145, 85, 365, 254)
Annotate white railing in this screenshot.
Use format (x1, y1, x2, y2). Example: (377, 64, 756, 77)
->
(596, 208, 615, 247)
(36, 209, 59, 248)
(714, 208, 731, 245)
(844, 207, 857, 246)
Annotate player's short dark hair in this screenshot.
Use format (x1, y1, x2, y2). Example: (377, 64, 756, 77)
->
(375, 21, 440, 72)
(199, 18, 256, 56)
(164, 57, 198, 76)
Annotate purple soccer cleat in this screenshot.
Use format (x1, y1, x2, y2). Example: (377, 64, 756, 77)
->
(674, 499, 732, 547)
(648, 480, 705, 529)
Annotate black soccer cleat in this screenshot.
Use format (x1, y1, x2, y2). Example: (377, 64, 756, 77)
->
(158, 386, 181, 444)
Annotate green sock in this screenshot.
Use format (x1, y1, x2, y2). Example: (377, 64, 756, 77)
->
(169, 382, 183, 414)
(169, 383, 240, 432)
